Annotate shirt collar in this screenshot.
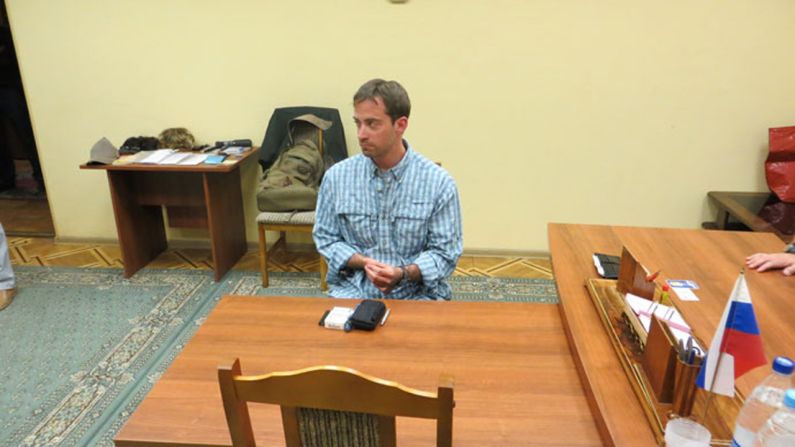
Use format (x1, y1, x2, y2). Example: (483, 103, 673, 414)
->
(369, 139, 414, 182)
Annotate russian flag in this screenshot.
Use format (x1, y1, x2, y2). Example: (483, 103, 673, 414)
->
(696, 272, 767, 397)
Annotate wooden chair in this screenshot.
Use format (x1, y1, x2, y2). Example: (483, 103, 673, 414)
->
(218, 358, 454, 447)
(257, 211, 327, 291)
(257, 124, 327, 291)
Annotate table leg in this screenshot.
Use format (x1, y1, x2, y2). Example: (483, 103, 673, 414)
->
(203, 170, 247, 281)
(715, 208, 730, 230)
(107, 171, 167, 278)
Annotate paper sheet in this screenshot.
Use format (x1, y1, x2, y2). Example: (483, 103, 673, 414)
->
(178, 154, 208, 165)
(625, 293, 690, 333)
(159, 152, 190, 165)
(672, 287, 700, 301)
(137, 149, 175, 164)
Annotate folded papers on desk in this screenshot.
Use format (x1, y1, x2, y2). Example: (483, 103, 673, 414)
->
(124, 149, 209, 165)
(624, 293, 703, 353)
(221, 146, 246, 156)
(137, 149, 175, 164)
(175, 153, 208, 165)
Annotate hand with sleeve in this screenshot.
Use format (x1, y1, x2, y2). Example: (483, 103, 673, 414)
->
(363, 259, 403, 294)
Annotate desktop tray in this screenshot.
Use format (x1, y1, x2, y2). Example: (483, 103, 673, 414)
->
(585, 278, 743, 446)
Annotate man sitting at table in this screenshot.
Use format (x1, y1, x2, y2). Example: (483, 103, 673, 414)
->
(746, 240, 795, 276)
(313, 79, 463, 300)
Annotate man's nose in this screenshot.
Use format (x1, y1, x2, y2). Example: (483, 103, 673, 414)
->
(357, 126, 368, 140)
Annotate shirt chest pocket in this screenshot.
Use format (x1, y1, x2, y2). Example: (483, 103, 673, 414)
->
(338, 204, 377, 249)
(391, 201, 434, 249)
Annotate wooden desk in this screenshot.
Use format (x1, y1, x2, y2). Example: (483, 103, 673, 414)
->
(549, 223, 795, 446)
(705, 191, 795, 241)
(81, 149, 258, 281)
(115, 296, 602, 446)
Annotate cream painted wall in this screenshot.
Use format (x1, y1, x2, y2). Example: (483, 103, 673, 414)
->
(7, 0, 795, 252)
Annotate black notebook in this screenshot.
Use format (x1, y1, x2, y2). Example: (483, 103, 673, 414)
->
(593, 253, 621, 279)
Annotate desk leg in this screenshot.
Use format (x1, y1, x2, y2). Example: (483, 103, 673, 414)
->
(715, 208, 729, 230)
(107, 171, 167, 278)
(203, 170, 247, 281)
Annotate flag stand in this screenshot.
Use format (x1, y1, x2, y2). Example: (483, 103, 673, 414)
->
(700, 359, 721, 423)
(694, 269, 768, 438)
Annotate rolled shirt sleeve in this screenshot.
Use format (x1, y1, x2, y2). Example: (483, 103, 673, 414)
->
(413, 177, 463, 292)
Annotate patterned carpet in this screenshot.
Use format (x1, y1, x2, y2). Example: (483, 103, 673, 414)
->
(0, 266, 558, 446)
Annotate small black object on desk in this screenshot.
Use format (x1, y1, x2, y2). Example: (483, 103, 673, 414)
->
(349, 300, 388, 331)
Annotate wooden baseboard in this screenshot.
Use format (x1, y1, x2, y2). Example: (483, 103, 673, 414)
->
(463, 248, 550, 258)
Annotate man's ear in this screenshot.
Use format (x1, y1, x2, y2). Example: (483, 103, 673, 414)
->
(394, 116, 409, 135)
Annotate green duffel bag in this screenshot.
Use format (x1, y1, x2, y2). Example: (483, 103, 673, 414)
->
(257, 139, 323, 212)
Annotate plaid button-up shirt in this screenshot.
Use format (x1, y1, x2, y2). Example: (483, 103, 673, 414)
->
(313, 143, 462, 300)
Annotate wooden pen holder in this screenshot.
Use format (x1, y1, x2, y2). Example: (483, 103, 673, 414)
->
(672, 357, 700, 417)
(641, 315, 678, 403)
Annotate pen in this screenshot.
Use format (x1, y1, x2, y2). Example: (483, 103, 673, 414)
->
(687, 348, 696, 365)
(677, 339, 686, 361)
(686, 345, 703, 365)
(380, 308, 391, 326)
(691, 346, 703, 365)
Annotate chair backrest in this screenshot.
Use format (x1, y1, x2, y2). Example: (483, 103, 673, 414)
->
(218, 358, 454, 447)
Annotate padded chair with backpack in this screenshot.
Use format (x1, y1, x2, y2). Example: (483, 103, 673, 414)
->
(257, 114, 331, 212)
(256, 107, 348, 290)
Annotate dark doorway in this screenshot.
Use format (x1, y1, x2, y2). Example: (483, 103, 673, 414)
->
(0, 1, 54, 237)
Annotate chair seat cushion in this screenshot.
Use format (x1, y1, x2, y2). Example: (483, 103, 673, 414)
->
(257, 211, 316, 225)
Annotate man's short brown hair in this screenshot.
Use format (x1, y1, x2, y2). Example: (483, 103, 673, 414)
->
(353, 79, 411, 123)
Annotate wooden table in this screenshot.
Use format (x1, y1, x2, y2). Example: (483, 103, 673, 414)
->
(705, 191, 795, 241)
(548, 223, 795, 446)
(115, 296, 602, 446)
(81, 149, 258, 281)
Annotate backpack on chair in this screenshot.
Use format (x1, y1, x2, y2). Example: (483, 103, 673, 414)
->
(256, 114, 332, 212)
